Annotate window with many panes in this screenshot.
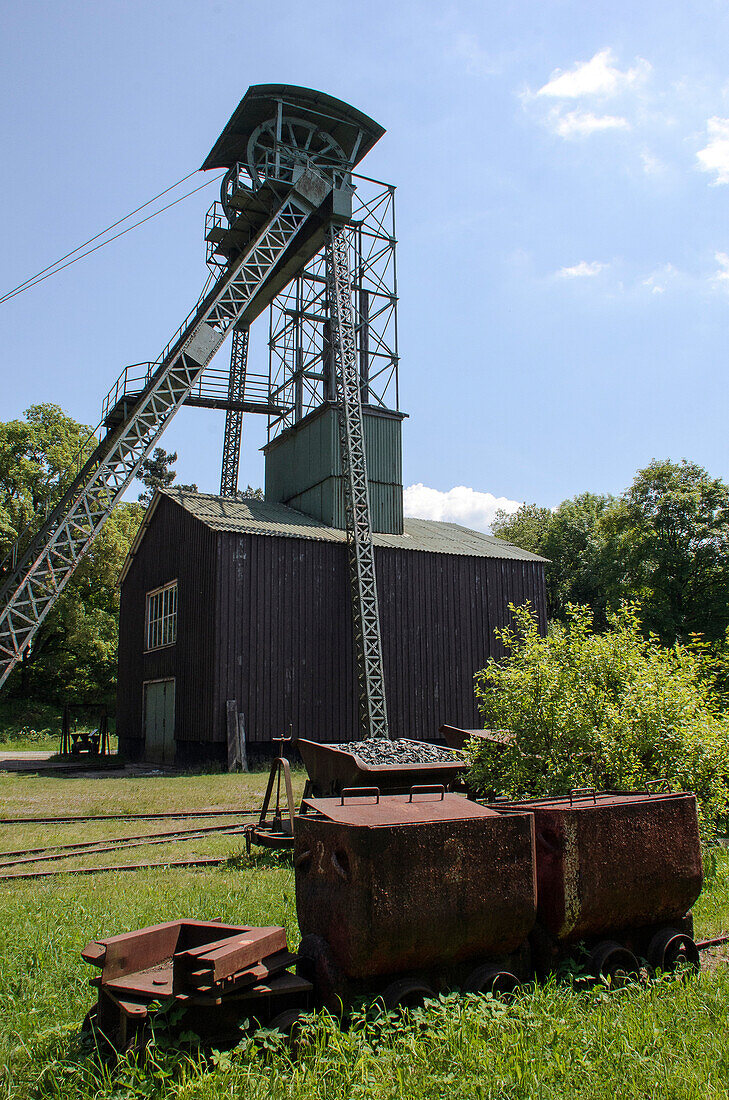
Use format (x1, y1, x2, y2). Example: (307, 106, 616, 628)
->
(145, 582, 178, 650)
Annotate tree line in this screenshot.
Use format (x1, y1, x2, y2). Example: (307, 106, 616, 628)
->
(492, 458, 729, 648)
(0, 406, 207, 704)
(1, 405, 728, 707)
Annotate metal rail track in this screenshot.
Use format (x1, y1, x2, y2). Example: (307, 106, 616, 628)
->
(0, 820, 254, 865)
(696, 934, 729, 949)
(0, 855, 229, 881)
(0, 808, 260, 825)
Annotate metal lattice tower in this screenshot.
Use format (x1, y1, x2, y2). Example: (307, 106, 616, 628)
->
(325, 224, 389, 738)
(219, 322, 250, 495)
(0, 84, 393, 741)
(0, 167, 330, 690)
(268, 177, 398, 440)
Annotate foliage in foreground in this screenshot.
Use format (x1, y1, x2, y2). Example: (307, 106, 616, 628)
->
(0, 798, 728, 1100)
(468, 603, 729, 834)
(11, 971, 729, 1100)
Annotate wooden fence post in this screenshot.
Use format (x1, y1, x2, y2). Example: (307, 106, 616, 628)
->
(226, 700, 249, 772)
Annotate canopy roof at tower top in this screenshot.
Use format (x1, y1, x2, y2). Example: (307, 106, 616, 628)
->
(201, 84, 386, 171)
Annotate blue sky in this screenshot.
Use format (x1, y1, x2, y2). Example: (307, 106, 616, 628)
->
(1, 0, 728, 530)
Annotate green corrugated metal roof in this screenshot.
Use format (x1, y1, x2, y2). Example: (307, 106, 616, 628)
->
(161, 489, 547, 562)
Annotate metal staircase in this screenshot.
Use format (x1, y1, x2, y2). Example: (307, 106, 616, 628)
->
(0, 168, 329, 689)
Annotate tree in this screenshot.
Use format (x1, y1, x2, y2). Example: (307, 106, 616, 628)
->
(0, 404, 95, 565)
(468, 602, 729, 836)
(10, 502, 145, 703)
(492, 496, 615, 623)
(138, 448, 198, 505)
(0, 405, 144, 704)
(606, 459, 729, 644)
(238, 485, 264, 500)
(541, 493, 615, 624)
(491, 503, 553, 557)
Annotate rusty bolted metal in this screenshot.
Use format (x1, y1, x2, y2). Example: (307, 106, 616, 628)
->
(295, 787, 537, 982)
(490, 789, 703, 944)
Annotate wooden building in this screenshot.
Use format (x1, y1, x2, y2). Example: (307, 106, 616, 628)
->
(116, 488, 547, 763)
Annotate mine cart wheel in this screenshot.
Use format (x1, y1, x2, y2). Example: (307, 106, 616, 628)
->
(381, 978, 434, 1011)
(269, 1008, 304, 1038)
(297, 935, 343, 1011)
(590, 941, 639, 986)
(80, 1006, 149, 1058)
(463, 965, 520, 997)
(647, 928, 700, 976)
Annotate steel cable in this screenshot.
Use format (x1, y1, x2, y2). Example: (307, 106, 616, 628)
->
(0, 170, 223, 305)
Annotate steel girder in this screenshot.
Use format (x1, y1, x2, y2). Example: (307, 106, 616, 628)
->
(325, 224, 389, 740)
(268, 176, 398, 441)
(219, 323, 250, 495)
(0, 174, 327, 689)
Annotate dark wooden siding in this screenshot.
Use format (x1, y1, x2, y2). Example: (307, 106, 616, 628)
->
(213, 533, 357, 743)
(210, 530, 547, 746)
(377, 549, 547, 738)
(116, 498, 217, 748)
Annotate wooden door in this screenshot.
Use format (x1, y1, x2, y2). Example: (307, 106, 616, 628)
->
(143, 679, 175, 763)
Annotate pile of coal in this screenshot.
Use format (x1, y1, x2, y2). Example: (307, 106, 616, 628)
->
(336, 738, 461, 765)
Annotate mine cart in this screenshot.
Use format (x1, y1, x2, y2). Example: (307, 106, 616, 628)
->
(294, 787, 537, 1008)
(82, 920, 311, 1049)
(296, 738, 467, 797)
(492, 789, 703, 980)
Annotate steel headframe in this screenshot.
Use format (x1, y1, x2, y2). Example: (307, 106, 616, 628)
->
(325, 223, 389, 740)
(0, 171, 329, 689)
(219, 322, 250, 495)
(268, 175, 398, 440)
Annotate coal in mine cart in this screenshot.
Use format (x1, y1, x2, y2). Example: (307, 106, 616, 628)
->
(296, 737, 468, 798)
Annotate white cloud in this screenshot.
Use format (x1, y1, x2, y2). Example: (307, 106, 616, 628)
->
(640, 150, 666, 175)
(642, 263, 677, 294)
(712, 251, 729, 288)
(403, 484, 520, 534)
(537, 48, 651, 100)
(697, 117, 729, 184)
(552, 109, 629, 138)
(556, 260, 607, 279)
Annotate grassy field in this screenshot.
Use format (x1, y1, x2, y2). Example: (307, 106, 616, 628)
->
(0, 699, 118, 753)
(1, 770, 728, 1099)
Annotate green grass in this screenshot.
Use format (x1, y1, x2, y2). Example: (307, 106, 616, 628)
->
(0, 773, 728, 1099)
(0, 698, 118, 753)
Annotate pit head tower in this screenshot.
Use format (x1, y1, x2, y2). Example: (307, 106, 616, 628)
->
(0, 85, 400, 740)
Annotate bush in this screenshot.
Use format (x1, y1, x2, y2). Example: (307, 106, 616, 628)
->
(468, 603, 729, 836)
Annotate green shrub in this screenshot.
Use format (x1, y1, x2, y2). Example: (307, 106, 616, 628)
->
(468, 603, 729, 835)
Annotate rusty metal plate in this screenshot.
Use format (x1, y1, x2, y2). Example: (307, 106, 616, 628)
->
(82, 920, 253, 980)
(83, 920, 290, 998)
(175, 926, 287, 984)
(297, 738, 466, 797)
(303, 790, 497, 826)
(295, 812, 537, 979)
(439, 725, 514, 751)
(107, 963, 173, 998)
(494, 792, 703, 942)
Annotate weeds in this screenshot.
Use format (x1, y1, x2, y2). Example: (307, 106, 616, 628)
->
(0, 775, 728, 1098)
